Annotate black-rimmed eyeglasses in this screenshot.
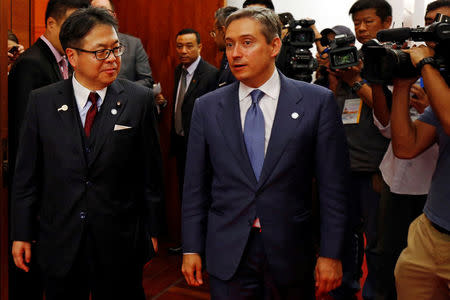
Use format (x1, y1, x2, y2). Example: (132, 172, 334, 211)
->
(71, 44, 125, 60)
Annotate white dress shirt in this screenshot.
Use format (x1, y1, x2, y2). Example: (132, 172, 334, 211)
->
(373, 112, 438, 195)
(72, 75, 107, 127)
(239, 69, 281, 154)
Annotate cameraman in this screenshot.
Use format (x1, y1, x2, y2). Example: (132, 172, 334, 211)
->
(318, 1, 394, 300)
(390, 5, 450, 300)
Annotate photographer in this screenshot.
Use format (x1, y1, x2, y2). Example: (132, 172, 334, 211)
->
(7, 30, 24, 74)
(389, 5, 450, 299)
(371, 77, 438, 300)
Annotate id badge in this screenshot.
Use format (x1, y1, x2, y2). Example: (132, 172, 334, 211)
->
(342, 98, 362, 124)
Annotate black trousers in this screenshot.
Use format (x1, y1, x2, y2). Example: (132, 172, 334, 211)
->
(174, 134, 187, 203)
(209, 229, 314, 300)
(43, 230, 145, 300)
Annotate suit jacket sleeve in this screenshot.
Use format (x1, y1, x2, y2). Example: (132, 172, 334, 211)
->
(133, 39, 154, 88)
(141, 87, 163, 237)
(11, 92, 41, 242)
(9, 57, 52, 152)
(181, 99, 210, 254)
(315, 91, 350, 260)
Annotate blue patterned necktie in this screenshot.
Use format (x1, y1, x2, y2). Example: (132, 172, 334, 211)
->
(244, 89, 265, 181)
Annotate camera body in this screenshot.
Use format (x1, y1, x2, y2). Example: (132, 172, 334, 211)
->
(283, 19, 318, 82)
(362, 13, 450, 84)
(326, 34, 359, 70)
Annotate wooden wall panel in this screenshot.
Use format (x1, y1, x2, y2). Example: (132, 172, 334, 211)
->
(1, 0, 9, 297)
(10, 0, 31, 48)
(114, 0, 224, 241)
(32, 0, 48, 43)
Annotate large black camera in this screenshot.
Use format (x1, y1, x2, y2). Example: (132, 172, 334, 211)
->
(281, 19, 318, 82)
(322, 34, 359, 70)
(362, 13, 450, 84)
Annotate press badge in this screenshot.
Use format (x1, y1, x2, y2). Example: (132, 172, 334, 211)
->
(342, 98, 362, 124)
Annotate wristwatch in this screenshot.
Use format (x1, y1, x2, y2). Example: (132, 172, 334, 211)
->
(351, 80, 366, 92)
(416, 57, 438, 73)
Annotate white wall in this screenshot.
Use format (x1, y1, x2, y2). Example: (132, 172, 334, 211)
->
(226, 0, 432, 34)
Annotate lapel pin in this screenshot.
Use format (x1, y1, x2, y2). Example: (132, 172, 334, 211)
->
(111, 108, 118, 115)
(291, 112, 299, 119)
(116, 101, 121, 108)
(192, 79, 196, 83)
(57, 104, 68, 112)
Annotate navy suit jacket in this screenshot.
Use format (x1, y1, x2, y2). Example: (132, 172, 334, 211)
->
(182, 71, 350, 284)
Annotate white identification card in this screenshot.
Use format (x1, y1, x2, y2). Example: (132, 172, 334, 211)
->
(342, 98, 362, 124)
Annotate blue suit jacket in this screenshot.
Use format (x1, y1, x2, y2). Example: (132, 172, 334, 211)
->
(182, 72, 350, 283)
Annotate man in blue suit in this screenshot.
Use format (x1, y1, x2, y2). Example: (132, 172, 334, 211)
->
(181, 7, 350, 299)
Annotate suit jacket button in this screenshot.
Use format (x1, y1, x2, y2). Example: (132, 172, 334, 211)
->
(85, 181, 92, 187)
(80, 212, 87, 219)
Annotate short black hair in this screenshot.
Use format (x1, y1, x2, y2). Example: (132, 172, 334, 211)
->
(243, 0, 275, 11)
(176, 28, 201, 44)
(349, 0, 392, 22)
(59, 7, 118, 51)
(426, 0, 450, 14)
(45, 0, 90, 23)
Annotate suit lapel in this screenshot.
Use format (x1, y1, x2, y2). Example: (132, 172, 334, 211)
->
(183, 59, 203, 102)
(53, 80, 85, 158)
(173, 65, 182, 110)
(37, 38, 63, 81)
(216, 83, 257, 185)
(88, 80, 127, 167)
(257, 74, 305, 188)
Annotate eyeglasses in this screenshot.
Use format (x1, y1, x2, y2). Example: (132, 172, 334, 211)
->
(71, 44, 125, 60)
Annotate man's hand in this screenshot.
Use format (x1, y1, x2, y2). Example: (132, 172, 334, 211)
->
(334, 60, 363, 86)
(7, 43, 24, 72)
(181, 253, 203, 287)
(155, 93, 167, 107)
(404, 45, 435, 67)
(410, 84, 429, 114)
(151, 237, 158, 253)
(12, 241, 32, 272)
(314, 257, 343, 298)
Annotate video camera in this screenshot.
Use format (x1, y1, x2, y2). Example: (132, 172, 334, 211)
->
(321, 34, 359, 70)
(282, 19, 318, 82)
(361, 13, 450, 84)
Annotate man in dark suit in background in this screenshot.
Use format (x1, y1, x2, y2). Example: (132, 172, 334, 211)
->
(168, 28, 218, 254)
(11, 7, 162, 300)
(211, 6, 238, 88)
(90, 0, 168, 112)
(8, 0, 89, 180)
(181, 8, 349, 299)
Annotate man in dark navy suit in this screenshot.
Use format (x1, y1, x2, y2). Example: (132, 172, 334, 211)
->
(181, 7, 350, 299)
(11, 7, 162, 300)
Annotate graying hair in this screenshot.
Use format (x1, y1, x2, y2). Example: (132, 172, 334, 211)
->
(225, 7, 281, 44)
(214, 6, 239, 27)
